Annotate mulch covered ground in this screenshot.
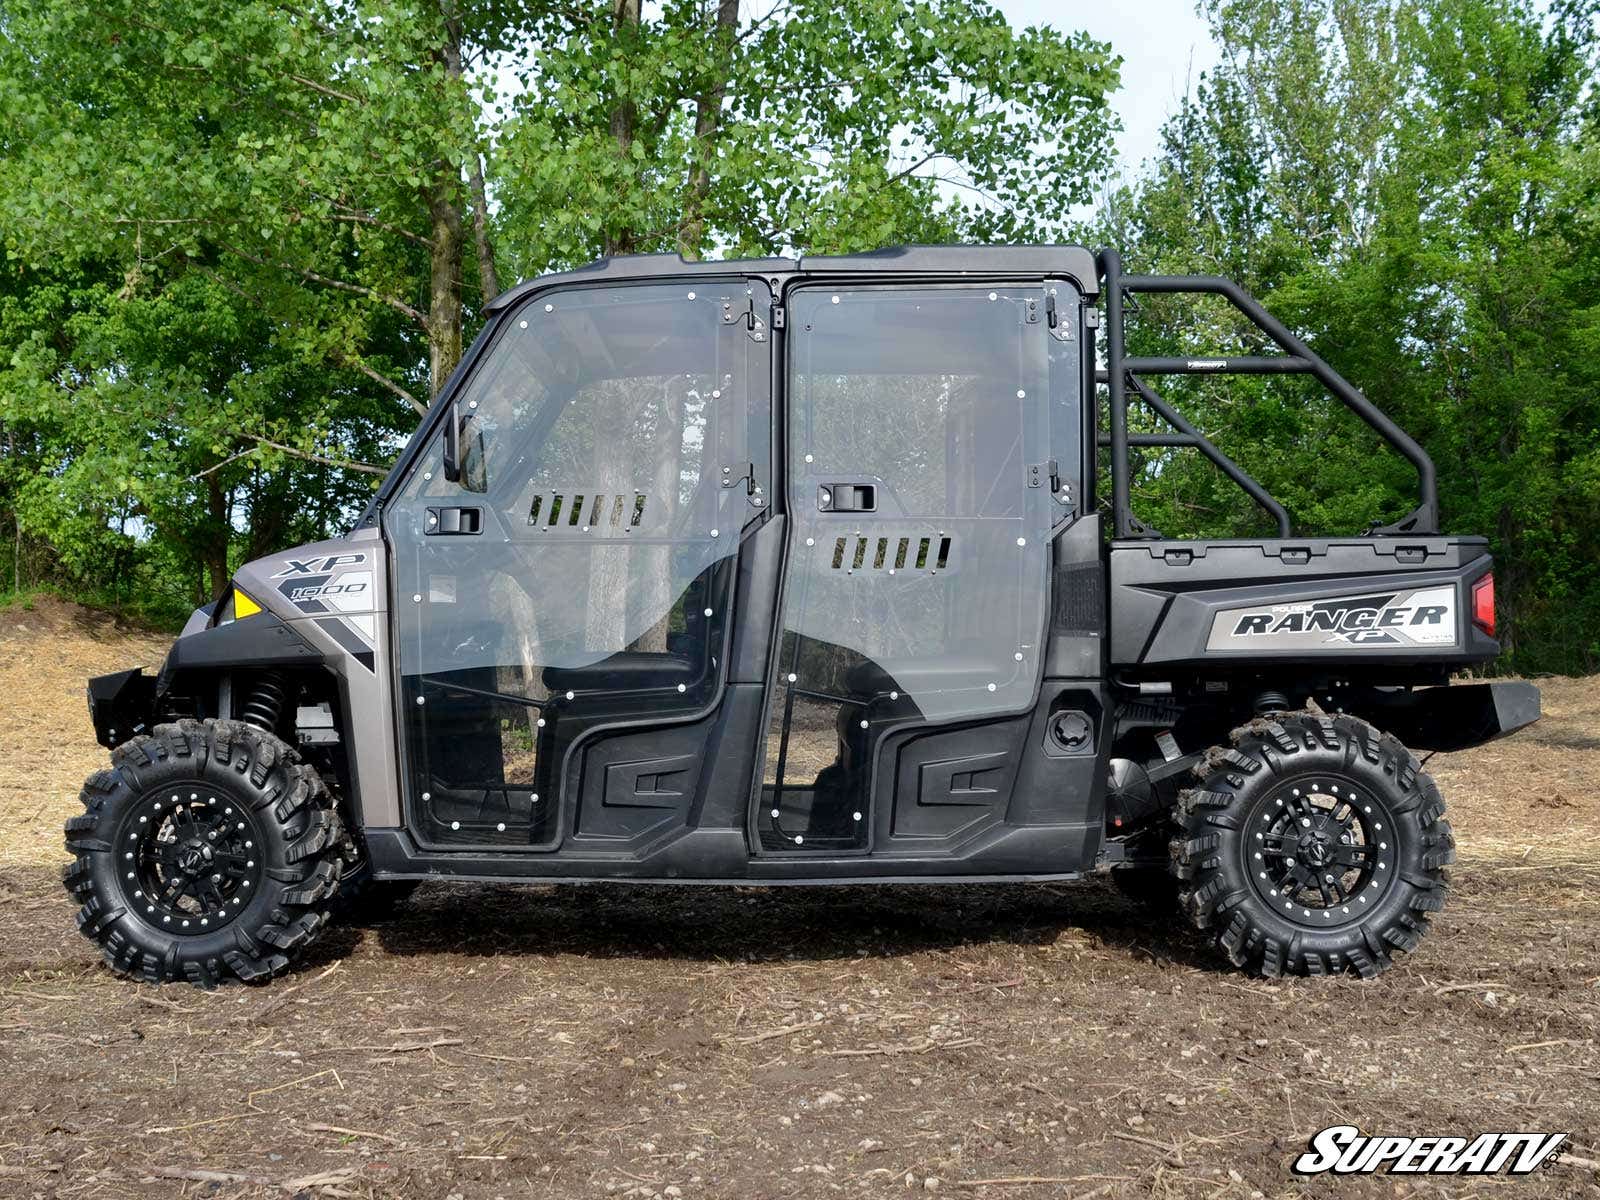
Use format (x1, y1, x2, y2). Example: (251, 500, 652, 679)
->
(2, 597, 1597, 1198)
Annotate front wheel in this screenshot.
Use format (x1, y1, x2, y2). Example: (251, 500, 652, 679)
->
(63, 720, 353, 988)
(1171, 713, 1453, 979)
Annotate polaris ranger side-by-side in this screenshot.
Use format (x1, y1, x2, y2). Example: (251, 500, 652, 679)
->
(66, 246, 1539, 988)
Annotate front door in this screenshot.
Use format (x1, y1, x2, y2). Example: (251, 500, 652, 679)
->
(385, 280, 771, 851)
(757, 282, 1058, 854)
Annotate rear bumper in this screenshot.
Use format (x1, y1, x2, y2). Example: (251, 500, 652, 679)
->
(1355, 680, 1540, 752)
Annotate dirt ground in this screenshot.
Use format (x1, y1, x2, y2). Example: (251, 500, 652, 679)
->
(1, 595, 1597, 1199)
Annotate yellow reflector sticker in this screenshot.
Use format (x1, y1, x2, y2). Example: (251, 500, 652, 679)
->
(233, 589, 263, 619)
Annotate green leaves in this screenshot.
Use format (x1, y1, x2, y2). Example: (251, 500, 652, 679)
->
(494, 0, 1120, 269)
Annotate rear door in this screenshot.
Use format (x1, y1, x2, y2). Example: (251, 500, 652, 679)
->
(757, 282, 1058, 855)
(384, 280, 771, 851)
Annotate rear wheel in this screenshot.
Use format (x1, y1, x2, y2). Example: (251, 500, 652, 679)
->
(63, 719, 352, 988)
(1171, 713, 1453, 978)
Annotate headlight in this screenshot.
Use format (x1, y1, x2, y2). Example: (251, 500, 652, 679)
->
(214, 591, 236, 626)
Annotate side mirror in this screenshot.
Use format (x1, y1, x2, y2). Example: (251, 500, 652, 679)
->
(458, 417, 487, 493)
(442, 403, 462, 482)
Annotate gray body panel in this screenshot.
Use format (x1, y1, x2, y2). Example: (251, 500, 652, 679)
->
(1108, 537, 1498, 668)
(233, 528, 403, 828)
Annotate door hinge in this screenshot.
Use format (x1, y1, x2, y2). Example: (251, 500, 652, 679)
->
(721, 295, 771, 343)
(1045, 292, 1074, 341)
(720, 462, 766, 507)
(1028, 460, 1072, 505)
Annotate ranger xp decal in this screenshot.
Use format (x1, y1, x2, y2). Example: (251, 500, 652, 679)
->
(1205, 585, 1457, 651)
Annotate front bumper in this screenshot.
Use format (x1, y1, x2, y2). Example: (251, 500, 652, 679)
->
(87, 668, 158, 750)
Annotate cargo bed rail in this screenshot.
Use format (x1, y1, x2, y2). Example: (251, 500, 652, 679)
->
(1094, 248, 1439, 540)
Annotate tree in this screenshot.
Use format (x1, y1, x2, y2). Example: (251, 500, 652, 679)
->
(1, 0, 1119, 400)
(495, 0, 1123, 268)
(0, 0, 509, 404)
(0, 263, 402, 607)
(0, 0, 1121, 614)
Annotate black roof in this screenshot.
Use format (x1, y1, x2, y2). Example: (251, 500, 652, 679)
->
(483, 244, 1100, 315)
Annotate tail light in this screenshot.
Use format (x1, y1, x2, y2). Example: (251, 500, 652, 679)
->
(1471, 573, 1495, 637)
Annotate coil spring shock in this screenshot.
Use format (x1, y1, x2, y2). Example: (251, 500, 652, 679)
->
(240, 671, 290, 733)
(1254, 689, 1292, 716)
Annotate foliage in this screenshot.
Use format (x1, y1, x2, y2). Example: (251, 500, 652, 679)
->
(494, 0, 1121, 265)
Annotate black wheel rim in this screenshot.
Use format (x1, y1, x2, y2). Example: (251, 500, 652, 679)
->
(118, 785, 264, 933)
(1247, 776, 1393, 927)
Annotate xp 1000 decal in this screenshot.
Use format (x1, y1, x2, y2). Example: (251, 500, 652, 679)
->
(271, 553, 376, 644)
(1205, 585, 1457, 651)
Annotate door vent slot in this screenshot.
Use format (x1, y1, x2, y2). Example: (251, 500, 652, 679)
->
(528, 491, 648, 530)
(825, 535, 953, 572)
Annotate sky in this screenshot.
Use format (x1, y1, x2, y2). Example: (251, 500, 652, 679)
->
(996, 0, 1221, 185)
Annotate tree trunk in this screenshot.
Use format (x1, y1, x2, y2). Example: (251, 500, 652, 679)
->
(428, 8, 468, 396)
(605, 0, 643, 257)
(245, 472, 290, 564)
(427, 183, 464, 397)
(586, 381, 634, 652)
(204, 478, 231, 600)
(468, 151, 501, 302)
(635, 380, 685, 653)
(680, 0, 740, 259)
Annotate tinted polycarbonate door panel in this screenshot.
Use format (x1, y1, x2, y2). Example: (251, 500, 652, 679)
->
(386, 281, 771, 850)
(760, 285, 1053, 852)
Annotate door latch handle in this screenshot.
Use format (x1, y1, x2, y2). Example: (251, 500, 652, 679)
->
(818, 483, 876, 513)
(425, 506, 482, 535)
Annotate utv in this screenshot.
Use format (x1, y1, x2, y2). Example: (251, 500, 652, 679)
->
(67, 246, 1539, 988)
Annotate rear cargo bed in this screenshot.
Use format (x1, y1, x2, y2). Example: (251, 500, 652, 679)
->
(1108, 537, 1498, 669)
